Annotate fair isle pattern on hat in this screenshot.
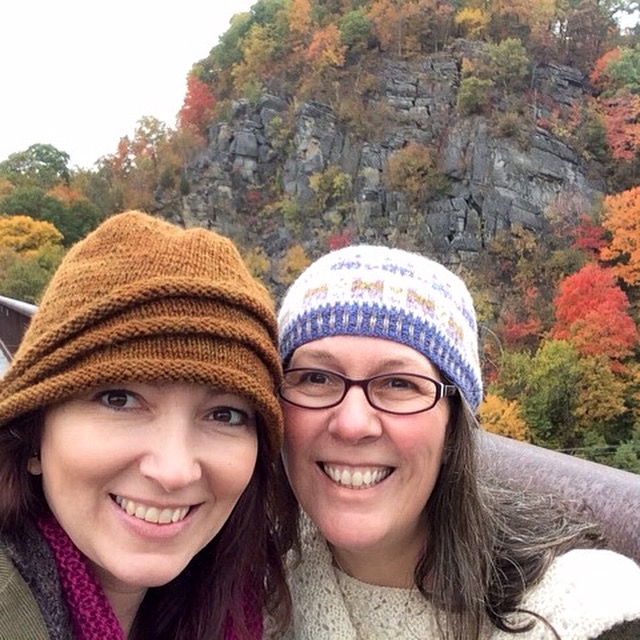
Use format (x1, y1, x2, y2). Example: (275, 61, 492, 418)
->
(278, 245, 483, 411)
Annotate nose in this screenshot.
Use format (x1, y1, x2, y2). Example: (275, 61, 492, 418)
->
(139, 423, 202, 492)
(327, 385, 383, 443)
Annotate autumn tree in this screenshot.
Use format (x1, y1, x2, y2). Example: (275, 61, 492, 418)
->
(277, 244, 310, 285)
(454, 7, 490, 40)
(305, 23, 347, 72)
(600, 90, 640, 160)
(384, 142, 449, 206)
(479, 394, 531, 441)
(558, 0, 615, 73)
(551, 262, 638, 365)
(491, 335, 635, 454)
(0, 184, 99, 246)
(0, 215, 65, 303)
(100, 116, 174, 212)
(0, 215, 63, 254)
(601, 186, 640, 285)
(288, 0, 313, 42)
(178, 75, 216, 135)
(233, 24, 280, 94)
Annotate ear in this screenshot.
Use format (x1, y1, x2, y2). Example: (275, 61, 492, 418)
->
(27, 456, 42, 476)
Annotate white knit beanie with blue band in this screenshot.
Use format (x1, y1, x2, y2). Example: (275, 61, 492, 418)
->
(277, 245, 483, 411)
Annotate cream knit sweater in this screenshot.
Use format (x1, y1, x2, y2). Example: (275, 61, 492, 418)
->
(278, 519, 640, 640)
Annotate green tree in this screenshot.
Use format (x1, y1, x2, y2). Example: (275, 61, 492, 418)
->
(0, 143, 71, 189)
(339, 9, 372, 55)
(487, 37, 530, 93)
(0, 185, 99, 246)
(0, 241, 64, 304)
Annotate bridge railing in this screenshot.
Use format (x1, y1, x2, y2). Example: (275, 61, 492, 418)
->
(0, 295, 37, 361)
(1, 295, 639, 563)
(478, 432, 640, 563)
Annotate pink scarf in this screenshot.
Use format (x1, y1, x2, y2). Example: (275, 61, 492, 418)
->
(36, 514, 125, 640)
(36, 514, 262, 639)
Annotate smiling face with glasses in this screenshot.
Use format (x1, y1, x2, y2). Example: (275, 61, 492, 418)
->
(279, 369, 457, 415)
(280, 335, 457, 586)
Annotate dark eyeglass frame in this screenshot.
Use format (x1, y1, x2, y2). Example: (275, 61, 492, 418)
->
(278, 368, 458, 415)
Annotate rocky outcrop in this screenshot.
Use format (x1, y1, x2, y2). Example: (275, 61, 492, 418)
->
(168, 45, 602, 281)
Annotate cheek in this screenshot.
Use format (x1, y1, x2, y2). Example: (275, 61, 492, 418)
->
(282, 405, 313, 457)
(221, 436, 259, 493)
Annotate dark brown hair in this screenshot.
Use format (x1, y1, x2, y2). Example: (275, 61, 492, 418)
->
(0, 411, 295, 640)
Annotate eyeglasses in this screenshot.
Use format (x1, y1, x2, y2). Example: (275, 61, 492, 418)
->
(279, 368, 457, 415)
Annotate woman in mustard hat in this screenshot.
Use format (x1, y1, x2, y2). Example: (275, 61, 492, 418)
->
(0, 211, 293, 639)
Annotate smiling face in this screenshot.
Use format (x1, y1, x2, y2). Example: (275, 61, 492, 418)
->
(282, 336, 450, 585)
(36, 382, 258, 602)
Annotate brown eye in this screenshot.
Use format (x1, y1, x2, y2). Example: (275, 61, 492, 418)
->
(207, 406, 250, 426)
(96, 390, 138, 409)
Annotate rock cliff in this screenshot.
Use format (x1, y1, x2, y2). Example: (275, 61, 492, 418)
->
(163, 44, 603, 288)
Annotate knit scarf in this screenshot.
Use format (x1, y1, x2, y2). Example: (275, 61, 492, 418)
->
(35, 514, 125, 640)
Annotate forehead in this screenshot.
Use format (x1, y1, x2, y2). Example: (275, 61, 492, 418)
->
(290, 336, 439, 377)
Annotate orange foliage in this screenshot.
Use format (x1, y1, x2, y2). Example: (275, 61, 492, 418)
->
(601, 187, 640, 285)
(599, 90, 640, 161)
(305, 24, 346, 70)
(46, 184, 87, 206)
(288, 0, 312, 38)
(589, 48, 621, 93)
(551, 263, 638, 365)
(178, 75, 216, 135)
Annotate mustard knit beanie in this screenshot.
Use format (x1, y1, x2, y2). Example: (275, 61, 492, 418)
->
(0, 211, 283, 452)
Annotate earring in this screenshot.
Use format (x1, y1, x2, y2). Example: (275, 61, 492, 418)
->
(27, 453, 42, 476)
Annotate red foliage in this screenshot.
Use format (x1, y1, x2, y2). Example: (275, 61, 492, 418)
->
(327, 229, 352, 251)
(600, 90, 640, 161)
(244, 189, 264, 209)
(501, 287, 542, 347)
(551, 263, 638, 364)
(572, 214, 607, 256)
(178, 75, 216, 135)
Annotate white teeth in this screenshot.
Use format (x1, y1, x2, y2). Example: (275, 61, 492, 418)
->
(114, 496, 190, 524)
(323, 464, 392, 489)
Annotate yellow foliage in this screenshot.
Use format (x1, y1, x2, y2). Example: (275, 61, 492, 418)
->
(479, 393, 531, 442)
(455, 8, 489, 39)
(278, 244, 310, 286)
(460, 57, 477, 77)
(243, 247, 271, 278)
(384, 142, 448, 205)
(0, 215, 64, 255)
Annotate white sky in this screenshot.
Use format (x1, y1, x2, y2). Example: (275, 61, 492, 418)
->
(1, 0, 256, 170)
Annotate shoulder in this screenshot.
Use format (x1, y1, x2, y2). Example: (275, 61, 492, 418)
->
(0, 542, 49, 639)
(518, 549, 640, 640)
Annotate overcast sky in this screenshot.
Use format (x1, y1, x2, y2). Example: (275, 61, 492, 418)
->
(1, 1, 255, 170)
